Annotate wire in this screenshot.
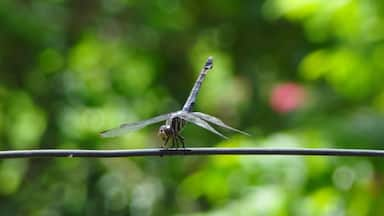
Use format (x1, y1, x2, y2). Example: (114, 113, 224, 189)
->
(0, 147, 383, 158)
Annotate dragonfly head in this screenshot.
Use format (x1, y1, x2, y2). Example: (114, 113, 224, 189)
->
(158, 125, 171, 140)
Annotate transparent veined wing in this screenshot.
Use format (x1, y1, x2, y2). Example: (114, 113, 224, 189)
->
(176, 111, 228, 139)
(191, 112, 250, 136)
(100, 113, 172, 138)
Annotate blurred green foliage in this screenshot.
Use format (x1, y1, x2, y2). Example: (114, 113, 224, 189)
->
(0, 0, 384, 215)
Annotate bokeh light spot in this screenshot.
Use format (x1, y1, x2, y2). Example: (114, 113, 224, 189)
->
(270, 82, 306, 113)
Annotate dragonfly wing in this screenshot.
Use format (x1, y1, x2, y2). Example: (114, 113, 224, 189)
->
(191, 112, 250, 136)
(100, 113, 172, 138)
(177, 112, 228, 139)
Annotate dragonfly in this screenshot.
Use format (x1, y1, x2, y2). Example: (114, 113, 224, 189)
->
(100, 56, 249, 148)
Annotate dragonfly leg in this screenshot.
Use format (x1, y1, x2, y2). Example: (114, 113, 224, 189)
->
(176, 134, 186, 154)
(162, 136, 170, 148)
(177, 134, 185, 149)
(171, 135, 176, 148)
(174, 133, 180, 149)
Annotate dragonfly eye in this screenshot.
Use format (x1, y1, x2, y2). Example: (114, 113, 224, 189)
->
(158, 125, 169, 140)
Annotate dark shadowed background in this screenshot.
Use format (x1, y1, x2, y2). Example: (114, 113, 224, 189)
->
(1, 0, 384, 215)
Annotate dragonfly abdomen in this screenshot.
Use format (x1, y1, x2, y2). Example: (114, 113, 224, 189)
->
(182, 56, 213, 112)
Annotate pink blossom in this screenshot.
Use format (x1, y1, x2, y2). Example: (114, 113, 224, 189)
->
(270, 82, 306, 113)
